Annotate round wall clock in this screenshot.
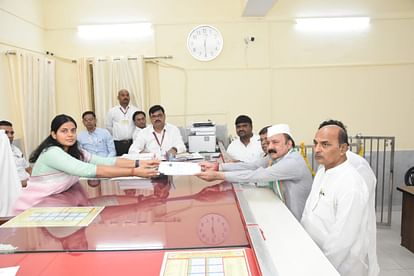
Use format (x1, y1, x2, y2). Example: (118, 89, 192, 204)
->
(187, 25, 223, 61)
(197, 213, 230, 245)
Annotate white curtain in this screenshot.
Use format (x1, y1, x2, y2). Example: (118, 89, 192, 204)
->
(6, 52, 56, 157)
(76, 57, 93, 112)
(92, 56, 146, 128)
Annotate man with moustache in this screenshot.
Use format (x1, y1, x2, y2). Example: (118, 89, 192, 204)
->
(197, 124, 312, 220)
(226, 115, 263, 162)
(301, 120, 376, 276)
(106, 89, 139, 156)
(128, 105, 186, 159)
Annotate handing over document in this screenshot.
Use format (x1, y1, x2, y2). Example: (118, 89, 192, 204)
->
(158, 162, 201, 175)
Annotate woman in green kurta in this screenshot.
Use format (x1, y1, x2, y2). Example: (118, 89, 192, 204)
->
(13, 114, 159, 214)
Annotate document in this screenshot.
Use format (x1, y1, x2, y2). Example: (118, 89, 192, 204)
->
(159, 249, 251, 276)
(1, 206, 104, 228)
(158, 162, 201, 175)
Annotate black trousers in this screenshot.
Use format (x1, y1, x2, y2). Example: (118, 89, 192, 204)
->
(114, 139, 133, 156)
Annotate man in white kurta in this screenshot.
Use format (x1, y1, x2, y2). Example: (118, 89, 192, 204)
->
(0, 130, 22, 216)
(0, 120, 31, 186)
(105, 89, 139, 156)
(346, 151, 380, 276)
(226, 115, 262, 162)
(301, 121, 377, 276)
(128, 105, 186, 159)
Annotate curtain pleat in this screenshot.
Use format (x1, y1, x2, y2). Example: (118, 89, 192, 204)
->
(6, 53, 56, 157)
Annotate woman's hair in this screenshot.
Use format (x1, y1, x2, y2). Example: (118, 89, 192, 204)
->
(29, 114, 83, 163)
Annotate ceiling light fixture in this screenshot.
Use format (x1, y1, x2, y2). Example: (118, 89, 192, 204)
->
(295, 17, 370, 32)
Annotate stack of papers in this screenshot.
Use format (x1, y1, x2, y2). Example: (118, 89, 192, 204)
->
(175, 152, 204, 161)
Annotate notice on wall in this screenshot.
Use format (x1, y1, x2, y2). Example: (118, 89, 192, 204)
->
(159, 249, 251, 276)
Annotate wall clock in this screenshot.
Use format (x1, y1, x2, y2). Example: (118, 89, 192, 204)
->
(187, 25, 223, 61)
(197, 213, 230, 245)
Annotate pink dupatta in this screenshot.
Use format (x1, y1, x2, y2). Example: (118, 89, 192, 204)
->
(12, 173, 80, 215)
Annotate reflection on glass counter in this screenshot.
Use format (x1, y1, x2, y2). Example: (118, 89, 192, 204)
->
(0, 175, 249, 253)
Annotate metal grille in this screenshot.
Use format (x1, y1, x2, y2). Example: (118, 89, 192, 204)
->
(299, 135, 395, 226)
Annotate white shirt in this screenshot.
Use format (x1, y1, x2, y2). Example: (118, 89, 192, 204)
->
(128, 123, 186, 159)
(0, 132, 22, 216)
(11, 144, 30, 181)
(346, 151, 379, 276)
(105, 104, 139, 141)
(226, 134, 262, 163)
(132, 126, 144, 141)
(301, 160, 371, 276)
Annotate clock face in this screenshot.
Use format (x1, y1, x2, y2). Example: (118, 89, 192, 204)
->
(187, 25, 223, 61)
(197, 213, 230, 245)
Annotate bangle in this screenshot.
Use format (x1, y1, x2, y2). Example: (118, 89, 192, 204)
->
(135, 159, 140, 168)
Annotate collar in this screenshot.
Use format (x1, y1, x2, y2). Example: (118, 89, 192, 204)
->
(151, 124, 167, 134)
(271, 148, 295, 165)
(322, 159, 349, 175)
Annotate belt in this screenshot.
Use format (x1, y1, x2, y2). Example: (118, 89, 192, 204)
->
(115, 139, 132, 143)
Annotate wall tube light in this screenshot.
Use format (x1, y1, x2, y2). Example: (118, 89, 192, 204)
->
(77, 23, 152, 40)
(295, 17, 370, 32)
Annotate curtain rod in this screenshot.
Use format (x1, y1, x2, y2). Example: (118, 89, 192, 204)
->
(87, 55, 173, 63)
(3, 43, 77, 63)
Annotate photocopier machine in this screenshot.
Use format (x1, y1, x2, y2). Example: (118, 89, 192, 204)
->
(188, 122, 216, 153)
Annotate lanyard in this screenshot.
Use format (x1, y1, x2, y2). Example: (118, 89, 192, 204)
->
(119, 106, 129, 116)
(153, 129, 166, 148)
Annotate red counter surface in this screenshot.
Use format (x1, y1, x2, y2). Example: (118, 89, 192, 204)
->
(0, 176, 261, 275)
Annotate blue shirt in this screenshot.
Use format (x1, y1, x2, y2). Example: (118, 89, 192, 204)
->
(77, 128, 116, 157)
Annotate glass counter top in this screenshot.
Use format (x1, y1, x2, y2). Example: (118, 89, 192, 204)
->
(0, 176, 249, 253)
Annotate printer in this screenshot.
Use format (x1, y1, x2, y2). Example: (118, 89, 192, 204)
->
(188, 122, 216, 153)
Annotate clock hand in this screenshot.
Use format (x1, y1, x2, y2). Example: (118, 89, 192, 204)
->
(211, 216, 215, 234)
(204, 38, 207, 58)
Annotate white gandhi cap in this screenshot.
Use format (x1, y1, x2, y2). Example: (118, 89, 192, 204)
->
(267, 123, 293, 140)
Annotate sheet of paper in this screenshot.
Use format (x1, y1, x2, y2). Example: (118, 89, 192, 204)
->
(158, 162, 201, 175)
(159, 249, 251, 276)
(1, 206, 104, 228)
(0, 266, 19, 276)
(121, 153, 155, 160)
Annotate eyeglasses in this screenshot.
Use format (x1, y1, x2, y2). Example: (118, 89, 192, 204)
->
(5, 131, 14, 135)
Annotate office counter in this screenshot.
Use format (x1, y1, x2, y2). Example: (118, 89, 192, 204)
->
(235, 184, 339, 276)
(0, 176, 338, 275)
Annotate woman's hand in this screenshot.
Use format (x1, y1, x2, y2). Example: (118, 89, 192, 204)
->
(133, 167, 159, 178)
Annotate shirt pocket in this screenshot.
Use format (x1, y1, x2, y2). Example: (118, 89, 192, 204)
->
(313, 197, 335, 230)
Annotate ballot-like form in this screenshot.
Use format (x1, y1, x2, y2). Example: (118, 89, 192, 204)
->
(158, 162, 201, 175)
(1, 207, 104, 228)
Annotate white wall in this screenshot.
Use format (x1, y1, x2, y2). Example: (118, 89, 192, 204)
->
(1, 0, 414, 149)
(0, 0, 44, 140)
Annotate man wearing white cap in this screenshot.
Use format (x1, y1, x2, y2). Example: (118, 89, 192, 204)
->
(197, 123, 312, 220)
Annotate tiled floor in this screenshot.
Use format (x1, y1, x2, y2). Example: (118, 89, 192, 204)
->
(377, 210, 414, 276)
